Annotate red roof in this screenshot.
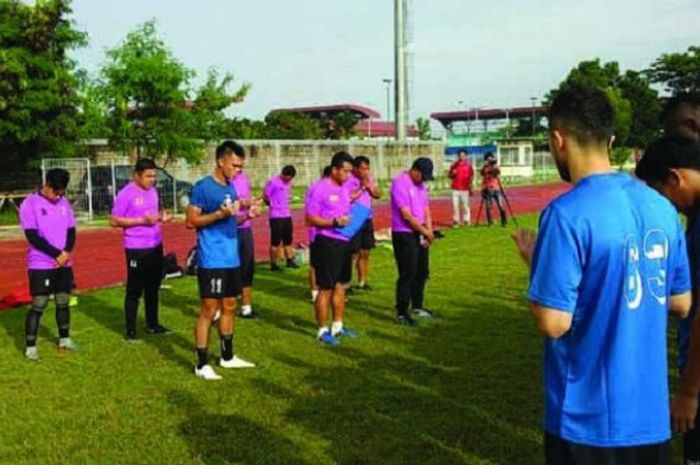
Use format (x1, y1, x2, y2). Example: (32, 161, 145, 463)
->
(355, 120, 419, 138)
(269, 104, 381, 120)
(431, 106, 547, 127)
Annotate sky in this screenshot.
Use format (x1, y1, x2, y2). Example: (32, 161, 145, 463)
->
(68, 0, 698, 123)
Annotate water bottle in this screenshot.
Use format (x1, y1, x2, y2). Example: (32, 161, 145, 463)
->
(222, 194, 232, 208)
(294, 248, 305, 266)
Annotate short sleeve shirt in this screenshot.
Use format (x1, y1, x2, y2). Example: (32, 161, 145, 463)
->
(19, 192, 76, 270)
(390, 171, 428, 233)
(111, 181, 162, 250)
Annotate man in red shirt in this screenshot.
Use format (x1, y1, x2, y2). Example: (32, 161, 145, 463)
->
(481, 152, 507, 227)
(448, 150, 474, 227)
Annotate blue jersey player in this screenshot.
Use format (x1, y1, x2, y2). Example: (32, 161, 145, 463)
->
(636, 135, 700, 465)
(513, 85, 691, 465)
(186, 140, 255, 380)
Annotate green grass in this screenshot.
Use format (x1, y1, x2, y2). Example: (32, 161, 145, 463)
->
(0, 206, 19, 226)
(0, 215, 682, 464)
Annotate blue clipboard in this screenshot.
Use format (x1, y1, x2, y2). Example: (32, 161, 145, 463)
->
(334, 203, 372, 239)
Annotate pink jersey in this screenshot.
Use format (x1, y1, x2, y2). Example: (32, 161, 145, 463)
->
(20, 192, 76, 269)
(390, 171, 428, 233)
(111, 181, 162, 250)
(305, 178, 351, 243)
(263, 175, 292, 219)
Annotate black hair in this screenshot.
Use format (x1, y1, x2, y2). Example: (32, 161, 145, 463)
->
(549, 84, 615, 146)
(46, 168, 70, 191)
(661, 93, 700, 124)
(216, 140, 245, 160)
(635, 135, 700, 185)
(322, 166, 332, 178)
(282, 165, 296, 177)
(134, 158, 157, 173)
(353, 156, 370, 168)
(331, 151, 353, 169)
(483, 152, 494, 161)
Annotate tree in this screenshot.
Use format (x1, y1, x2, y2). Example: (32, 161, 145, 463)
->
(0, 0, 87, 168)
(230, 118, 267, 139)
(190, 69, 249, 143)
(75, 72, 111, 140)
(322, 111, 361, 139)
(96, 20, 249, 164)
(547, 59, 642, 148)
(415, 117, 432, 140)
(617, 70, 661, 148)
(263, 111, 323, 139)
(647, 46, 700, 95)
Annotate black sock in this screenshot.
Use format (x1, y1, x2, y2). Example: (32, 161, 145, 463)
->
(25, 309, 42, 348)
(220, 334, 234, 361)
(196, 348, 208, 369)
(56, 305, 70, 338)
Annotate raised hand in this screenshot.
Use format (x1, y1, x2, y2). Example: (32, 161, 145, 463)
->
(511, 229, 537, 268)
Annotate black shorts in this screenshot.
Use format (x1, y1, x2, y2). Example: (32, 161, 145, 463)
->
(269, 217, 293, 246)
(350, 219, 376, 253)
(28, 268, 74, 296)
(238, 228, 255, 287)
(310, 235, 351, 290)
(544, 432, 669, 465)
(683, 403, 700, 463)
(197, 268, 242, 300)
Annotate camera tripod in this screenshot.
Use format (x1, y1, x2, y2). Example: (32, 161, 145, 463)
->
(475, 177, 518, 227)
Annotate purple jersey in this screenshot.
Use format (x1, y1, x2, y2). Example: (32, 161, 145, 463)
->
(391, 171, 428, 233)
(231, 172, 252, 229)
(344, 174, 375, 218)
(305, 178, 351, 243)
(305, 178, 325, 243)
(111, 181, 162, 250)
(20, 192, 76, 270)
(264, 175, 292, 219)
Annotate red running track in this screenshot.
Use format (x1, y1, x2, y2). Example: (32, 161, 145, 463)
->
(0, 182, 568, 299)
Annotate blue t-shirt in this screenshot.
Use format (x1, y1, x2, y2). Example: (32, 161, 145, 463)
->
(189, 176, 240, 269)
(679, 212, 700, 372)
(528, 172, 690, 447)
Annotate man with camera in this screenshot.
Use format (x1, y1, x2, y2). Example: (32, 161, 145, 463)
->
(480, 152, 507, 227)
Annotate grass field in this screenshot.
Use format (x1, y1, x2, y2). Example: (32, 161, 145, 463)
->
(0, 215, 683, 464)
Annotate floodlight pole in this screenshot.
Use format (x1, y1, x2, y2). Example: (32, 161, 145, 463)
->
(395, 0, 407, 141)
(383, 78, 392, 132)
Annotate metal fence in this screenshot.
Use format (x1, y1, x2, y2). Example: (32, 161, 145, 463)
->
(532, 151, 559, 181)
(43, 140, 560, 222)
(41, 158, 183, 221)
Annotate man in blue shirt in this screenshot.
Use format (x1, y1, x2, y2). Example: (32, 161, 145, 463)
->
(186, 140, 255, 380)
(512, 85, 692, 465)
(636, 135, 700, 465)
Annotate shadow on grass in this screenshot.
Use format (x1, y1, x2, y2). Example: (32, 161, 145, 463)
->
(169, 390, 311, 465)
(271, 298, 543, 465)
(78, 293, 195, 370)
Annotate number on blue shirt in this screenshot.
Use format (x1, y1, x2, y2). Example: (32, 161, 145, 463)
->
(624, 230, 668, 310)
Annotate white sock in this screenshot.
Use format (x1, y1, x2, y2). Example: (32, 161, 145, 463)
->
(358, 281, 365, 287)
(241, 305, 252, 316)
(317, 327, 329, 338)
(331, 321, 343, 336)
(213, 310, 221, 321)
(311, 289, 319, 301)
